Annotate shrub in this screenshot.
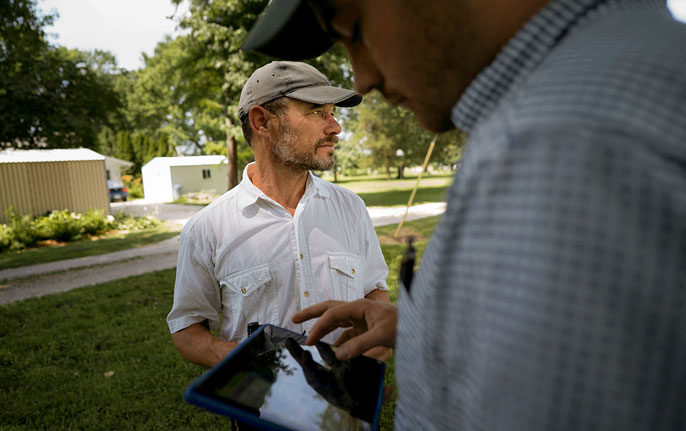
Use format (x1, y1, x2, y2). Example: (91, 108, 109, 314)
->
(81, 209, 115, 235)
(4, 207, 37, 250)
(113, 213, 159, 231)
(43, 210, 83, 242)
(1, 208, 160, 254)
(0, 224, 13, 253)
(31, 216, 55, 241)
(121, 174, 144, 200)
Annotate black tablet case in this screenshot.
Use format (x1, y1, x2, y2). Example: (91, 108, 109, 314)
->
(184, 324, 385, 431)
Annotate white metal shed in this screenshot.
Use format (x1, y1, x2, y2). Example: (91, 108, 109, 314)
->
(104, 156, 133, 183)
(141, 155, 228, 203)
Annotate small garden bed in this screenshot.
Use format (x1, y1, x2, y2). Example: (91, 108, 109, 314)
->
(1, 208, 160, 254)
(0, 209, 178, 270)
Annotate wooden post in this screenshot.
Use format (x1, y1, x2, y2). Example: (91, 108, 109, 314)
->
(225, 114, 238, 190)
(393, 135, 437, 238)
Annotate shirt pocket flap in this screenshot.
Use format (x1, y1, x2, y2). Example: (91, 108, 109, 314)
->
(222, 264, 272, 296)
(328, 253, 361, 279)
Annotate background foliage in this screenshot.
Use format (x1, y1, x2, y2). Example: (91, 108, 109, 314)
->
(1, 0, 464, 186)
(0, 1, 121, 149)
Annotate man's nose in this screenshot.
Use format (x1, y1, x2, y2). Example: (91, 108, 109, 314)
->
(346, 43, 382, 95)
(325, 114, 342, 135)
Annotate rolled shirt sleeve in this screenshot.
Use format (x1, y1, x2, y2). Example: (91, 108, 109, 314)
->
(166, 226, 222, 334)
(361, 205, 389, 295)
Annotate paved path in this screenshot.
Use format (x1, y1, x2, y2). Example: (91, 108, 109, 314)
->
(0, 202, 445, 304)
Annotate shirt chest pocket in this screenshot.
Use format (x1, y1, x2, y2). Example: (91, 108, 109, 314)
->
(219, 264, 278, 339)
(328, 252, 364, 302)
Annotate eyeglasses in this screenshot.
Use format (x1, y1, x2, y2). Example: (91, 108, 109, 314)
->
(307, 108, 337, 122)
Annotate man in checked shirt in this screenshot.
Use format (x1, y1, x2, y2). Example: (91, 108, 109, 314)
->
(242, 0, 686, 429)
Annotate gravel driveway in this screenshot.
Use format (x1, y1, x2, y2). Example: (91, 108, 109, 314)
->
(110, 200, 202, 225)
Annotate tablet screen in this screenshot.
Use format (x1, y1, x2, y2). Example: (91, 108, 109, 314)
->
(185, 324, 385, 431)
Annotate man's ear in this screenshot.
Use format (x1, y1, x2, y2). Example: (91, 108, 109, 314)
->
(249, 106, 276, 139)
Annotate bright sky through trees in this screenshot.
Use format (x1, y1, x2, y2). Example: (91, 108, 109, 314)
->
(39, 0, 187, 71)
(39, 0, 686, 72)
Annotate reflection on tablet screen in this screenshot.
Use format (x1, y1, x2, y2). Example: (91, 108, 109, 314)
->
(192, 325, 383, 431)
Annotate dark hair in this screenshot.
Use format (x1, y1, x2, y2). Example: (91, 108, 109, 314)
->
(241, 97, 290, 146)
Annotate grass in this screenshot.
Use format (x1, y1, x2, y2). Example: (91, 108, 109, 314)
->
(0, 270, 225, 430)
(0, 223, 180, 271)
(334, 174, 452, 194)
(357, 185, 449, 207)
(0, 216, 440, 431)
(331, 174, 452, 207)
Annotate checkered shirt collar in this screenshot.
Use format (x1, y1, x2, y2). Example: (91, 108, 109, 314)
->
(450, 0, 664, 134)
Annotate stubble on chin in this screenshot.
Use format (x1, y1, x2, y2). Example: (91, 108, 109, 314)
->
(312, 137, 337, 170)
(274, 125, 335, 172)
(309, 141, 335, 171)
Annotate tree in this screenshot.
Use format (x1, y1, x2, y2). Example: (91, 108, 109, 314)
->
(349, 92, 464, 178)
(127, 36, 225, 155)
(0, 0, 123, 149)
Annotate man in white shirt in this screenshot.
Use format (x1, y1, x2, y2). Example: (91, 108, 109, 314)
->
(166, 61, 390, 368)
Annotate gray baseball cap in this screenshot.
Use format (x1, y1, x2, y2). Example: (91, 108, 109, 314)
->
(238, 61, 362, 120)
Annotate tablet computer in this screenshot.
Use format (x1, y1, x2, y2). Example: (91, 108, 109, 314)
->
(184, 324, 386, 431)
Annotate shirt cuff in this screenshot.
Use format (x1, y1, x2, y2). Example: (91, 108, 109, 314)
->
(167, 315, 218, 334)
(364, 279, 389, 296)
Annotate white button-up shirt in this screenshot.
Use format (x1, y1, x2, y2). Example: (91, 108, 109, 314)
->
(167, 163, 388, 344)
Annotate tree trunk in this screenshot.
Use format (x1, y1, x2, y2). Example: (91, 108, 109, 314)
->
(396, 163, 405, 179)
(225, 114, 238, 190)
(224, 70, 239, 191)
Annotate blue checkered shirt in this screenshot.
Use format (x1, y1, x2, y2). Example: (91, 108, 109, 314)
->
(395, 0, 686, 430)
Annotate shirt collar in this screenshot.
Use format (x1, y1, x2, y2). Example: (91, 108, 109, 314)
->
(305, 171, 331, 199)
(237, 162, 330, 209)
(450, 0, 663, 134)
(236, 162, 262, 208)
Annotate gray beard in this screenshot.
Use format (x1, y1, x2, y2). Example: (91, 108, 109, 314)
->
(273, 120, 335, 172)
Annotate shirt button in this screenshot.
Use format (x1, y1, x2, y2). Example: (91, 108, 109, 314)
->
(304, 291, 310, 297)
(241, 287, 247, 294)
(299, 253, 303, 259)
(351, 268, 356, 274)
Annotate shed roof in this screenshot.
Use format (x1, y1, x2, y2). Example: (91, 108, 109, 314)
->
(104, 155, 134, 168)
(0, 148, 105, 163)
(143, 155, 227, 169)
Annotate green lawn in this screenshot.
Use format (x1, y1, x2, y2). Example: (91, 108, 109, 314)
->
(357, 185, 449, 207)
(333, 174, 452, 207)
(334, 174, 452, 193)
(0, 223, 180, 271)
(0, 216, 440, 431)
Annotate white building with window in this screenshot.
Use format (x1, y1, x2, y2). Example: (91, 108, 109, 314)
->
(104, 156, 133, 182)
(141, 155, 228, 203)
